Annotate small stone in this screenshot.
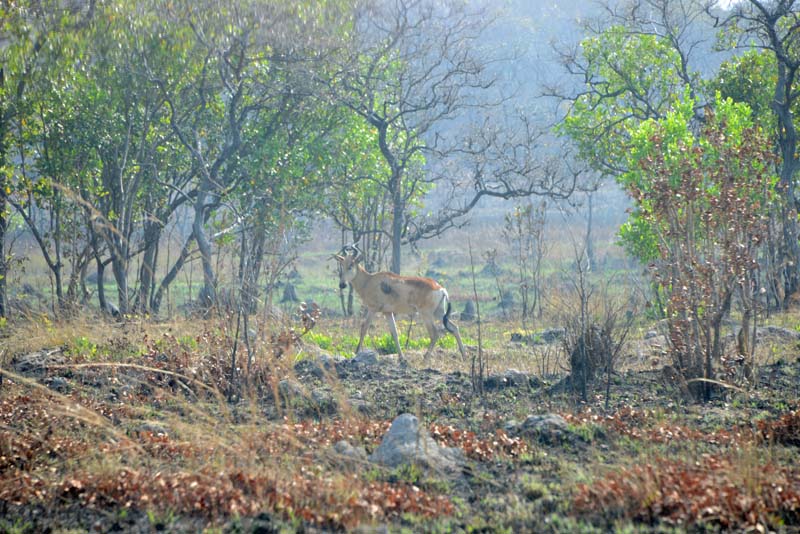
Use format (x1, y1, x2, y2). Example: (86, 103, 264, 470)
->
(353, 350, 379, 365)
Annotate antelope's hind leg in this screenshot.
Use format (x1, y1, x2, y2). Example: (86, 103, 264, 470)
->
(445, 318, 466, 361)
(423, 317, 440, 362)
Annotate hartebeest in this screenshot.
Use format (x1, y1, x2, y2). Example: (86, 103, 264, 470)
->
(334, 246, 466, 362)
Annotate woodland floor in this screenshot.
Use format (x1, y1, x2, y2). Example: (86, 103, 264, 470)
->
(1, 316, 799, 533)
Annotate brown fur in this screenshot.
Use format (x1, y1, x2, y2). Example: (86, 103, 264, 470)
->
(335, 253, 465, 361)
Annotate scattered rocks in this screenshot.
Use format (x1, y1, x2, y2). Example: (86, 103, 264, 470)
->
(510, 328, 565, 345)
(369, 414, 464, 476)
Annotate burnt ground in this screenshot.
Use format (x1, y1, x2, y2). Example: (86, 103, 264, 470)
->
(1, 326, 800, 533)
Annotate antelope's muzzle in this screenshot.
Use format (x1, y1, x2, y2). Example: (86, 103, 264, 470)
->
(339, 282, 347, 290)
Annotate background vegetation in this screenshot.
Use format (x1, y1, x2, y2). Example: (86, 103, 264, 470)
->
(2, 0, 800, 532)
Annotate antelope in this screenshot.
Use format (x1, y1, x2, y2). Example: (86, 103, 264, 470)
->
(334, 246, 466, 362)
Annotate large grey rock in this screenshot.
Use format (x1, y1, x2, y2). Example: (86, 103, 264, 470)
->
(369, 414, 464, 476)
(515, 414, 579, 446)
(311, 388, 337, 414)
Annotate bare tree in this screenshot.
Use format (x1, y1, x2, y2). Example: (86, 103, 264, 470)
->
(330, 0, 576, 274)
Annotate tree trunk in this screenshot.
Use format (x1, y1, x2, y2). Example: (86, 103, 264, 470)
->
(110, 236, 129, 315)
(772, 60, 800, 303)
(390, 171, 403, 274)
(391, 205, 403, 274)
(152, 232, 195, 314)
(89, 229, 108, 316)
(585, 192, 595, 272)
(0, 68, 9, 318)
(137, 219, 162, 313)
(193, 188, 216, 307)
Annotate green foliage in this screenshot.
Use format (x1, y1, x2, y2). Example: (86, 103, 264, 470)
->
(560, 26, 695, 174)
(304, 326, 471, 356)
(621, 92, 777, 388)
(65, 336, 98, 359)
(711, 49, 778, 131)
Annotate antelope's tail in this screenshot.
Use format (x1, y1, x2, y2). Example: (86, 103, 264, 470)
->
(443, 299, 457, 334)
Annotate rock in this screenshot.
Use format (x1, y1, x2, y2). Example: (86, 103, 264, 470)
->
(369, 414, 464, 476)
(277, 379, 304, 399)
(535, 328, 565, 345)
(13, 349, 65, 375)
(460, 300, 476, 322)
(334, 440, 368, 461)
(293, 359, 324, 378)
(644, 330, 660, 340)
(311, 388, 337, 414)
(319, 353, 345, 369)
(46, 376, 70, 393)
(138, 423, 168, 436)
(756, 325, 800, 343)
(250, 512, 278, 534)
(347, 398, 374, 416)
(515, 414, 577, 446)
(484, 369, 538, 390)
(352, 350, 379, 366)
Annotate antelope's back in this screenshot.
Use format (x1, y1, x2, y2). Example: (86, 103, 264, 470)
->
(366, 273, 445, 315)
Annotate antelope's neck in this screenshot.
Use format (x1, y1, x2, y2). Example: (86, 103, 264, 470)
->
(350, 265, 371, 295)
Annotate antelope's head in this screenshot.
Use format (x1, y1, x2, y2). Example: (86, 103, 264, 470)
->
(334, 245, 362, 289)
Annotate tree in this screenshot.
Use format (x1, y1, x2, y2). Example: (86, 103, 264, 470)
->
(0, 0, 97, 316)
(502, 200, 548, 325)
(714, 1, 800, 304)
(623, 95, 776, 399)
(331, 0, 574, 274)
(153, 0, 347, 308)
(557, 22, 704, 175)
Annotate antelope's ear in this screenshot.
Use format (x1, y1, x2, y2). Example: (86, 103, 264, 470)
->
(333, 254, 345, 262)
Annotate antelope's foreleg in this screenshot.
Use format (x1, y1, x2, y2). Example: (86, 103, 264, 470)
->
(386, 312, 404, 360)
(357, 309, 375, 354)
